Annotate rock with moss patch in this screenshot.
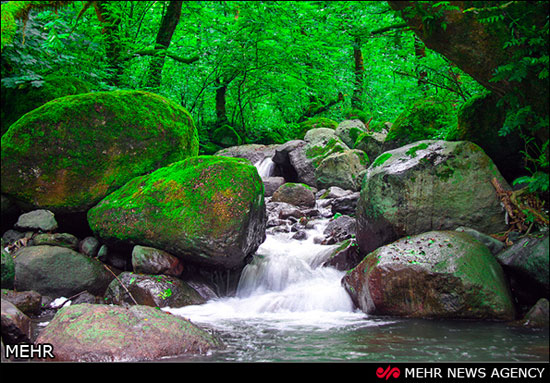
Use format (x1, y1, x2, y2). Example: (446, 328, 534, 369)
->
(354, 130, 388, 163)
(88, 156, 266, 269)
(104, 272, 205, 308)
(35, 303, 224, 361)
(335, 119, 367, 148)
(1, 75, 91, 135)
(297, 117, 338, 139)
(315, 150, 368, 191)
(14, 245, 114, 297)
(29, 233, 79, 250)
(357, 140, 509, 255)
(343, 231, 515, 320)
(520, 298, 549, 328)
(1, 90, 199, 214)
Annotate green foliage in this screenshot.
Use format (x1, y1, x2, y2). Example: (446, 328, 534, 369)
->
(386, 97, 457, 144)
(467, 1, 549, 194)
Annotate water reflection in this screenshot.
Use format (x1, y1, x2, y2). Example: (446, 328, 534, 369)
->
(164, 317, 548, 362)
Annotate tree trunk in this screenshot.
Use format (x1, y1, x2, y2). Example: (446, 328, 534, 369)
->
(94, 2, 123, 86)
(215, 78, 229, 127)
(146, 1, 183, 89)
(351, 36, 365, 110)
(413, 35, 427, 92)
(387, 1, 549, 119)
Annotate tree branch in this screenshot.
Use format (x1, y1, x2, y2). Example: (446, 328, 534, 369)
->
(130, 48, 199, 64)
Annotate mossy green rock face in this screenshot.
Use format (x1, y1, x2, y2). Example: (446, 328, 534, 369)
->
(1, 75, 91, 135)
(386, 98, 455, 148)
(211, 124, 242, 147)
(357, 140, 509, 255)
(35, 303, 224, 361)
(298, 117, 338, 139)
(88, 156, 266, 269)
(13, 245, 114, 297)
(1, 90, 199, 213)
(343, 231, 515, 320)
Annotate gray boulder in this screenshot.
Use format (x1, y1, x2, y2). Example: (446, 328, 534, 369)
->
(14, 210, 58, 232)
(35, 303, 224, 361)
(14, 245, 114, 297)
(356, 140, 509, 255)
(104, 272, 205, 308)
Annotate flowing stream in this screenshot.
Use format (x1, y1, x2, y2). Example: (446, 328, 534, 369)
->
(161, 159, 549, 362)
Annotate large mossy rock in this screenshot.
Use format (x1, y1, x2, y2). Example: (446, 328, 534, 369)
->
(88, 156, 266, 269)
(357, 140, 509, 255)
(211, 124, 242, 148)
(1, 90, 199, 213)
(297, 117, 338, 139)
(35, 303, 224, 361)
(343, 231, 515, 320)
(13, 245, 114, 297)
(385, 98, 455, 148)
(1, 75, 91, 135)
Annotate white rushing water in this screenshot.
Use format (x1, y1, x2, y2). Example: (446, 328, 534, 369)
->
(164, 207, 368, 332)
(254, 157, 276, 179)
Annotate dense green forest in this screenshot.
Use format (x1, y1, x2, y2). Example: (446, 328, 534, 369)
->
(0, 2, 540, 144)
(1, 0, 548, 236)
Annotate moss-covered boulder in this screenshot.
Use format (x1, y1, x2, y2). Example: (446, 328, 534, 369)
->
(386, 98, 455, 148)
(335, 119, 367, 149)
(35, 303, 224, 361)
(211, 124, 242, 147)
(298, 117, 338, 139)
(1, 90, 199, 214)
(315, 150, 368, 191)
(357, 140, 509, 255)
(88, 156, 266, 269)
(13, 245, 114, 297)
(343, 231, 515, 320)
(1, 75, 91, 135)
(456, 92, 524, 182)
(354, 130, 388, 164)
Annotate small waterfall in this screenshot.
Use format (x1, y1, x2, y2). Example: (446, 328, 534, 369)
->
(165, 204, 363, 329)
(255, 157, 276, 179)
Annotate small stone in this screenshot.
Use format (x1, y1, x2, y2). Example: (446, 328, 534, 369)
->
(14, 210, 58, 232)
(79, 237, 100, 257)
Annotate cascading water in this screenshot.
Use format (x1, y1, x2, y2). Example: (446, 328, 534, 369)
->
(165, 210, 367, 328)
(254, 157, 276, 179)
